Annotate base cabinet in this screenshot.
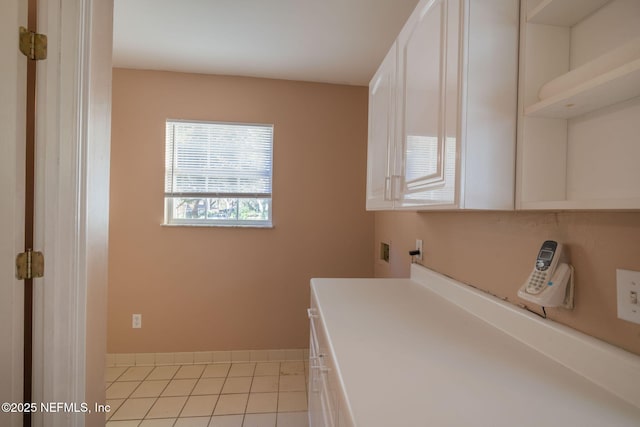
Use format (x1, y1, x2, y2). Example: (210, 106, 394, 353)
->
(366, 0, 519, 210)
(308, 302, 354, 427)
(309, 269, 640, 426)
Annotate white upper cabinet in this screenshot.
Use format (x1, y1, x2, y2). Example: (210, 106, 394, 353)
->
(366, 0, 519, 211)
(517, 0, 640, 209)
(366, 44, 397, 210)
(396, 0, 457, 207)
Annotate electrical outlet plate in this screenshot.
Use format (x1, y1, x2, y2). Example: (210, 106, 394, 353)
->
(415, 239, 423, 261)
(616, 269, 640, 325)
(380, 242, 390, 263)
(132, 314, 142, 329)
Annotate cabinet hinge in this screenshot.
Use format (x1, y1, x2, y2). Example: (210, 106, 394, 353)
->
(16, 249, 44, 280)
(19, 26, 47, 60)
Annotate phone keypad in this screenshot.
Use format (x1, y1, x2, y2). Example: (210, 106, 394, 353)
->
(526, 270, 548, 294)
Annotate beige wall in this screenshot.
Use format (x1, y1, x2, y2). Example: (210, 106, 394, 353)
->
(110, 68, 640, 359)
(108, 69, 373, 353)
(374, 210, 640, 356)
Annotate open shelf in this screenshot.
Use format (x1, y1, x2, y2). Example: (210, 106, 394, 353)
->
(527, 0, 612, 26)
(525, 58, 640, 119)
(518, 0, 640, 210)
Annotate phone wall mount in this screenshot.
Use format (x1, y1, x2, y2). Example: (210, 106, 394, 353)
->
(518, 263, 574, 309)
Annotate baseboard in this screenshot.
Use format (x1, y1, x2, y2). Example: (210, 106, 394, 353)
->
(106, 348, 309, 367)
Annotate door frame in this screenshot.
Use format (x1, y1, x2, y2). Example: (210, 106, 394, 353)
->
(31, 0, 113, 426)
(0, 1, 27, 426)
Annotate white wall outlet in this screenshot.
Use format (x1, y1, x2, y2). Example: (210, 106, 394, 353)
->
(416, 239, 423, 261)
(616, 269, 640, 325)
(132, 314, 142, 329)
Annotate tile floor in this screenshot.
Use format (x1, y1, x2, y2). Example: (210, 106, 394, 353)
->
(105, 361, 309, 427)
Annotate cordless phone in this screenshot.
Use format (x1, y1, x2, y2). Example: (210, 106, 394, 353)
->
(518, 240, 574, 309)
(525, 240, 562, 295)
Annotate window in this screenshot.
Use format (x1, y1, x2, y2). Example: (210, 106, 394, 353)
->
(164, 120, 273, 227)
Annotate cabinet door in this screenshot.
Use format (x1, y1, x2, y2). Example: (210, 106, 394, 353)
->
(396, 0, 459, 207)
(308, 338, 322, 426)
(309, 304, 338, 427)
(366, 43, 397, 210)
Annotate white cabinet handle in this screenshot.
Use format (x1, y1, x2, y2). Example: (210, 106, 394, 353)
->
(384, 175, 402, 201)
(384, 176, 392, 201)
(391, 175, 401, 200)
(312, 364, 330, 373)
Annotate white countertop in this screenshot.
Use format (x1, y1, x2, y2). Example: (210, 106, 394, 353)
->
(311, 267, 640, 427)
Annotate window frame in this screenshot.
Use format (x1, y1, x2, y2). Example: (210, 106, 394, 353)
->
(163, 119, 274, 228)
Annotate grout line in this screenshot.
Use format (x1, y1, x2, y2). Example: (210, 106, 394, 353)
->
(139, 394, 160, 422)
(240, 371, 256, 427)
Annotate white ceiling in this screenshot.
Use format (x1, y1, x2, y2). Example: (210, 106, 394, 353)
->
(112, 0, 420, 86)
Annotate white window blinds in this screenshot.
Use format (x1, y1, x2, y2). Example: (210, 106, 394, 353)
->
(165, 120, 273, 197)
(164, 120, 273, 226)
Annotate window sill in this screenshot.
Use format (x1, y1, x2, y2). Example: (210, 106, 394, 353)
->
(161, 223, 274, 229)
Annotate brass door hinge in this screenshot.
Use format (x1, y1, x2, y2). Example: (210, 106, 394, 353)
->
(16, 250, 44, 280)
(19, 26, 47, 60)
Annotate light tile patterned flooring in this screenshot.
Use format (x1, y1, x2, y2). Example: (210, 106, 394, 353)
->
(105, 361, 309, 427)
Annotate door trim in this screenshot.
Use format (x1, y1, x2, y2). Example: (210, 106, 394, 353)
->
(0, 0, 27, 425)
(32, 0, 113, 426)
